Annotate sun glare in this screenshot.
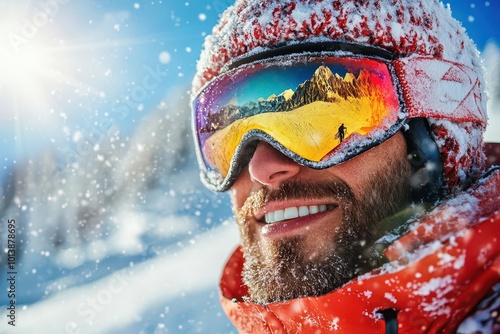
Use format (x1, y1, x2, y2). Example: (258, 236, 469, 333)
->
(0, 40, 53, 92)
(0, 15, 63, 128)
(0, 2, 77, 132)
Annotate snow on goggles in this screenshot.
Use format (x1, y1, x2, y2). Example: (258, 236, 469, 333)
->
(192, 52, 405, 191)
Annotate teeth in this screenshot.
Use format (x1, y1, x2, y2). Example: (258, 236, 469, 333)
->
(298, 206, 309, 217)
(273, 209, 284, 222)
(284, 207, 299, 220)
(264, 204, 333, 224)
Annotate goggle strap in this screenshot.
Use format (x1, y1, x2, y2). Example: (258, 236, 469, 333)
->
(227, 41, 396, 71)
(394, 56, 486, 126)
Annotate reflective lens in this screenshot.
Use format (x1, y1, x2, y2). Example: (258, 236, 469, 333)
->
(193, 55, 403, 191)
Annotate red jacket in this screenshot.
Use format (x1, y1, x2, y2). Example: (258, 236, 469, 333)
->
(219, 144, 500, 333)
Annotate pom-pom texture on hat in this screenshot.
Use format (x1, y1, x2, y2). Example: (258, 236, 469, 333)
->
(193, 0, 488, 195)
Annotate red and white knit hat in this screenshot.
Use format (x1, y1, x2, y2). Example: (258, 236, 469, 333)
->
(192, 0, 488, 195)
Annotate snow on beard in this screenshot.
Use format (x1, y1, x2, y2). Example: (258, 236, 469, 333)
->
(235, 156, 410, 304)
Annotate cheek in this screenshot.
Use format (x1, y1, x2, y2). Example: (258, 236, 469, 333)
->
(229, 168, 252, 212)
(327, 133, 408, 195)
(324, 160, 371, 196)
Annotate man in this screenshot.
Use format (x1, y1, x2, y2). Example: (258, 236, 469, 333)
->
(191, 0, 500, 332)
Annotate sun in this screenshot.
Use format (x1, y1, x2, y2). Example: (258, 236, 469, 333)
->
(0, 40, 51, 84)
(0, 14, 64, 129)
(0, 40, 56, 108)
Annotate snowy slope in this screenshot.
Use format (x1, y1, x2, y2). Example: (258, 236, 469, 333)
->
(3, 222, 239, 334)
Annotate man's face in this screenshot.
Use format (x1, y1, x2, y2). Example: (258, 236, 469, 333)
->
(230, 132, 411, 304)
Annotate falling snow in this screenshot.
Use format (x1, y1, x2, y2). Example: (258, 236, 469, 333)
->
(159, 51, 172, 64)
(0, 0, 499, 333)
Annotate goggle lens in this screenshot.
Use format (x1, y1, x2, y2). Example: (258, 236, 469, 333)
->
(193, 55, 402, 191)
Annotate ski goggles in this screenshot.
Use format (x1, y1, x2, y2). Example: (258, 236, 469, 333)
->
(192, 47, 405, 192)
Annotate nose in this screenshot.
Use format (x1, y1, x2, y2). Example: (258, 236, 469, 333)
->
(248, 141, 301, 187)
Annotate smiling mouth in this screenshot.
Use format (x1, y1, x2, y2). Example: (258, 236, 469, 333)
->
(264, 204, 337, 224)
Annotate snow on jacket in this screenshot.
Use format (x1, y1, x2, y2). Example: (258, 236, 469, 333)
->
(219, 144, 500, 333)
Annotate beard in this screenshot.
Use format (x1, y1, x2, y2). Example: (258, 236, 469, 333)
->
(235, 156, 410, 305)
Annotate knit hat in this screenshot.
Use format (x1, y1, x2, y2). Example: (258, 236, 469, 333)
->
(192, 0, 488, 195)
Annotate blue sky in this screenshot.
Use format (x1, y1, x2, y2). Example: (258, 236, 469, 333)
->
(0, 0, 498, 176)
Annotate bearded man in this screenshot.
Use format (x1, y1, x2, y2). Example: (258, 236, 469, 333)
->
(190, 0, 500, 332)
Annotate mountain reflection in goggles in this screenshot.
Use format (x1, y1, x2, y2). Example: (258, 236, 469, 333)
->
(193, 55, 402, 191)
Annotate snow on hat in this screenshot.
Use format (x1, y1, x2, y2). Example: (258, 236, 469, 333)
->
(192, 0, 488, 195)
